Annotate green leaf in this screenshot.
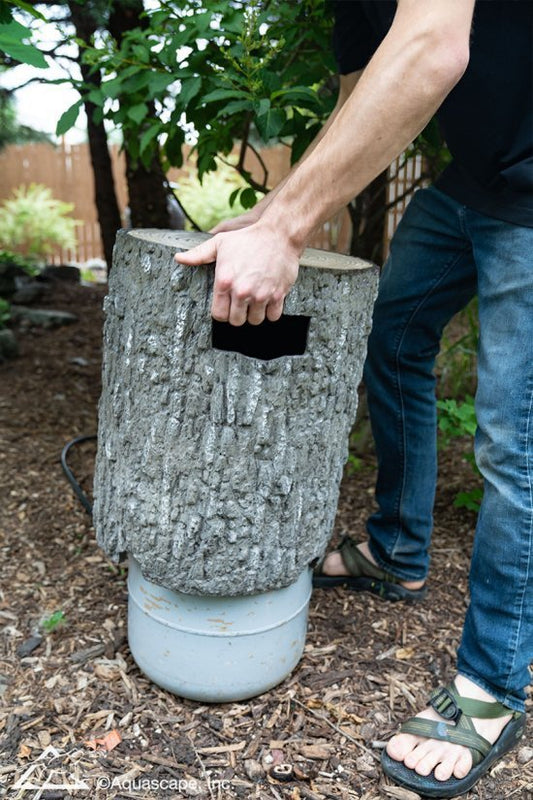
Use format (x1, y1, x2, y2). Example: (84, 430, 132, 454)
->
(202, 87, 249, 104)
(454, 488, 483, 512)
(0, 3, 11, 24)
(56, 99, 83, 136)
(87, 87, 103, 106)
(148, 71, 176, 95)
(122, 72, 152, 94)
(240, 187, 257, 209)
(101, 75, 123, 100)
(228, 187, 241, 208)
(0, 20, 47, 68)
(216, 98, 252, 118)
(197, 153, 217, 181)
(255, 107, 285, 142)
(127, 102, 148, 125)
(139, 123, 160, 156)
(270, 86, 317, 103)
(165, 128, 184, 167)
(254, 97, 270, 117)
(5, 2, 45, 21)
(178, 75, 202, 108)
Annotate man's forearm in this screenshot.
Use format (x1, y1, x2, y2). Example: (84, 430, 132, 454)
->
(254, 71, 363, 215)
(262, 0, 473, 251)
(178, 0, 475, 327)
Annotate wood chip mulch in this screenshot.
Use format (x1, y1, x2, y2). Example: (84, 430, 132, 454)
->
(0, 280, 531, 800)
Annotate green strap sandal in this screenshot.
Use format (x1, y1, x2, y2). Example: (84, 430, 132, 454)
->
(312, 535, 427, 602)
(381, 680, 526, 798)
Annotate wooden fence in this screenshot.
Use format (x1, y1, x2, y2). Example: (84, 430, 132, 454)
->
(0, 140, 421, 265)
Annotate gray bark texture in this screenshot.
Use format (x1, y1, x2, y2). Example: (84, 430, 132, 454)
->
(94, 230, 379, 596)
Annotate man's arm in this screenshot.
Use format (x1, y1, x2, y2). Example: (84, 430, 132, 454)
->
(178, 0, 474, 326)
(211, 71, 363, 234)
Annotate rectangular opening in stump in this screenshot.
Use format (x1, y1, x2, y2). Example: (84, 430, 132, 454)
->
(212, 315, 310, 361)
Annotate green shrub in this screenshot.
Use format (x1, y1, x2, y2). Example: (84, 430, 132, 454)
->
(0, 184, 80, 265)
(0, 248, 38, 276)
(437, 395, 482, 511)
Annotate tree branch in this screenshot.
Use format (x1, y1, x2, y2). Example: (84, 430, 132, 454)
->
(245, 140, 269, 189)
(237, 112, 252, 172)
(217, 155, 269, 195)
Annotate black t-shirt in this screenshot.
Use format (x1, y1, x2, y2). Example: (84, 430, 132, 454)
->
(332, 0, 533, 227)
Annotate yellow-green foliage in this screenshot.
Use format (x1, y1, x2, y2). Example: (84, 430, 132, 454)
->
(176, 165, 257, 233)
(0, 183, 80, 264)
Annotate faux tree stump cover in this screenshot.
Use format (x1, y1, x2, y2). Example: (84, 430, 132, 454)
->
(94, 230, 378, 596)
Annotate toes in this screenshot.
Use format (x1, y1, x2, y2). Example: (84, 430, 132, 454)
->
(453, 749, 472, 779)
(386, 732, 421, 762)
(433, 752, 460, 782)
(403, 740, 434, 773)
(387, 734, 473, 783)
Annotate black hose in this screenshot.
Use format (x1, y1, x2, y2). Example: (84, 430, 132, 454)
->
(60, 435, 96, 516)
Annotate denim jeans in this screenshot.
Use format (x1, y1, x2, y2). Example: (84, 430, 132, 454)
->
(363, 186, 533, 712)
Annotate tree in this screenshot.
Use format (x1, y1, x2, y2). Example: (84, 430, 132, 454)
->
(65, 1, 124, 268)
(0, 0, 124, 267)
(63, 0, 337, 208)
(105, 0, 171, 230)
(3, 0, 450, 265)
(68, 0, 448, 262)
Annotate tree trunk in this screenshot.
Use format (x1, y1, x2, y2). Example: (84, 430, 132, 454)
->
(125, 150, 170, 229)
(108, 0, 171, 229)
(67, 2, 122, 272)
(94, 230, 379, 596)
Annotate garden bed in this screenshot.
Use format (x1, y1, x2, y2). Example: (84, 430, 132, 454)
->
(0, 281, 531, 799)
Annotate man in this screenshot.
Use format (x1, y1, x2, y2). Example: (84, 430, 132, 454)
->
(178, 1, 532, 796)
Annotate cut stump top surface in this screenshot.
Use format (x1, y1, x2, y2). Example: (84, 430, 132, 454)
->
(127, 229, 374, 273)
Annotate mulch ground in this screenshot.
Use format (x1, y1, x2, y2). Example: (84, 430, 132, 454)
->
(0, 279, 531, 800)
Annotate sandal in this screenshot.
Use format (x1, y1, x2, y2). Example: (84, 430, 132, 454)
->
(381, 680, 526, 798)
(312, 536, 427, 602)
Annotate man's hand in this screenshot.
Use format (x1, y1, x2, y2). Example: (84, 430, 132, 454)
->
(176, 222, 300, 326)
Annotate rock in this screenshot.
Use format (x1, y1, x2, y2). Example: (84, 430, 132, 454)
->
(12, 280, 45, 305)
(0, 263, 31, 298)
(41, 265, 80, 283)
(355, 754, 376, 774)
(16, 635, 43, 658)
(243, 759, 263, 780)
(0, 329, 18, 360)
(517, 745, 533, 764)
(10, 306, 78, 328)
(360, 722, 378, 741)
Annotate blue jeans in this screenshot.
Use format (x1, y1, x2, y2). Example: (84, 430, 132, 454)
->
(364, 186, 533, 712)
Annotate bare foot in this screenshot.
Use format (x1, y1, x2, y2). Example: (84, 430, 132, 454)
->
(386, 675, 513, 781)
(322, 541, 425, 591)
